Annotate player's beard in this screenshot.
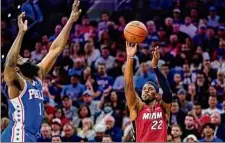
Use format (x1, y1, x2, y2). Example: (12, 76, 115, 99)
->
(18, 61, 40, 79)
(142, 93, 156, 104)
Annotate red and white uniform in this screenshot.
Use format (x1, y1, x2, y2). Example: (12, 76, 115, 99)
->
(135, 103, 168, 142)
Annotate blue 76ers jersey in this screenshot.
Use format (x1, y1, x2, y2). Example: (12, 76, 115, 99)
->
(6, 77, 44, 142)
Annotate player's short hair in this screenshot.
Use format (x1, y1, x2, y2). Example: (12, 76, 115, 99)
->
(145, 81, 162, 94)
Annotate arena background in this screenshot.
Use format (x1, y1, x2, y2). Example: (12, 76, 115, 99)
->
(1, 0, 225, 142)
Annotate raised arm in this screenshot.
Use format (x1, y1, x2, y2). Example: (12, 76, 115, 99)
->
(4, 13, 27, 96)
(151, 47, 172, 115)
(124, 42, 143, 121)
(37, 0, 81, 78)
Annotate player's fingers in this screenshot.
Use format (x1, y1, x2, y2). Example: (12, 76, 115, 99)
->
(24, 20, 28, 26)
(134, 43, 138, 48)
(78, 9, 82, 15)
(126, 41, 128, 47)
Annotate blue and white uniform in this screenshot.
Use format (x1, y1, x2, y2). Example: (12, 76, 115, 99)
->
(1, 77, 44, 142)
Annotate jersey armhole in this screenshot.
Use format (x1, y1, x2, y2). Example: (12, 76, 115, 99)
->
(9, 79, 27, 101)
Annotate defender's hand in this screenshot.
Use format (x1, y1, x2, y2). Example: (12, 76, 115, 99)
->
(152, 46, 160, 68)
(18, 12, 28, 32)
(126, 41, 138, 57)
(69, 0, 82, 23)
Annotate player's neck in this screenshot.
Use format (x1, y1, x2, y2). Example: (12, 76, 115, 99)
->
(147, 100, 157, 107)
(20, 73, 34, 83)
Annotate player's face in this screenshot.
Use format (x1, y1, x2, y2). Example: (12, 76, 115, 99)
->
(17, 56, 39, 79)
(141, 84, 157, 103)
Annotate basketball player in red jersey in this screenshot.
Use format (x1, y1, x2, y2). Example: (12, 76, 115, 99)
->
(124, 42, 172, 142)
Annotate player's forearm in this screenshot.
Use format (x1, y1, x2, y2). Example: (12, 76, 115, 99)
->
(153, 67, 172, 103)
(124, 58, 135, 91)
(49, 20, 73, 52)
(5, 31, 25, 67)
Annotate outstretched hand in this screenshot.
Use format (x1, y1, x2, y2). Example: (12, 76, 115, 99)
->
(69, 0, 82, 23)
(151, 46, 160, 68)
(18, 12, 28, 32)
(126, 41, 138, 57)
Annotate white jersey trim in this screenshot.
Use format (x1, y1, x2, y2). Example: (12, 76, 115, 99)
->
(10, 96, 25, 142)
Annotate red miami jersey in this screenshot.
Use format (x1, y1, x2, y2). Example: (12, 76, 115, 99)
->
(135, 103, 168, 142)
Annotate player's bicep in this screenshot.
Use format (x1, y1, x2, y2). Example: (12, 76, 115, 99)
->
(4, 67, 22, 85)
(125, 89, 143, 120)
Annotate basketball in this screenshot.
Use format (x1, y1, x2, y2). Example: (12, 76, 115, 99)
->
(124, 21, 147, 43)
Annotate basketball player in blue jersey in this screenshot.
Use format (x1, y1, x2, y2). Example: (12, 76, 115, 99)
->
(1, 0, 81, 142)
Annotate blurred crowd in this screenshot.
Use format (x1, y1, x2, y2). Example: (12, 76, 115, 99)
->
(1, 0, 225, 142)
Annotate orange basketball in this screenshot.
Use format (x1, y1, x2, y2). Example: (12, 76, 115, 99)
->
(124, 21, 147, 43)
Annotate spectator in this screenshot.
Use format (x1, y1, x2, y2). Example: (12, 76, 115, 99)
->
(61, 123, 83, 142)
(81, 90, 99, 116)
(77, 118, 95, 141)
(53, 106, 69, 126)
(202, 96, 223, 115)
(23, 49, 31, 59)
(49, 25, 62, 42)
(80, 16, 91, 34)
(93, 63, 113, 100)
(207, 7, 220, 28)
(177, 89, 193, 113)
(98, 12, 110, 31)
(180, 16, 197, 38)
(95, 101, 122, 128)
(210, 112, 225, 141)
(173, 9, 182, 24)
(84, 42, 100, 67)
(145, 20, 158, 44)
(113, 64, 126, 91)
(92, 124, 106, 142)
(94, 46, 115, 70)
(211, 69, 225, 99)
(61, 74, 86, 102)
(172, 24, 189, 43)
(193, 25, 208, 49)
(183, 134, 198, 142)
(72, 104, 93, 128)
(61, 16, 68, 27)
(72, 24, 85, 46)
(51, 135, 62, 142)
(62, 95, 78, 120)
(30, 41, 44, 64)
(102, 134, 113, 142)
(182, 114, 200, 139)
(57, 48, 74, 71)
(37, 125, 51, 142)
(170, 100, 186, 130)
(68, 57, 84, 76)
(104, 116, 123, 142)
(51, 118, 62, 136)
(199, 123, 223, 142)
(171, 124, 182, 142)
